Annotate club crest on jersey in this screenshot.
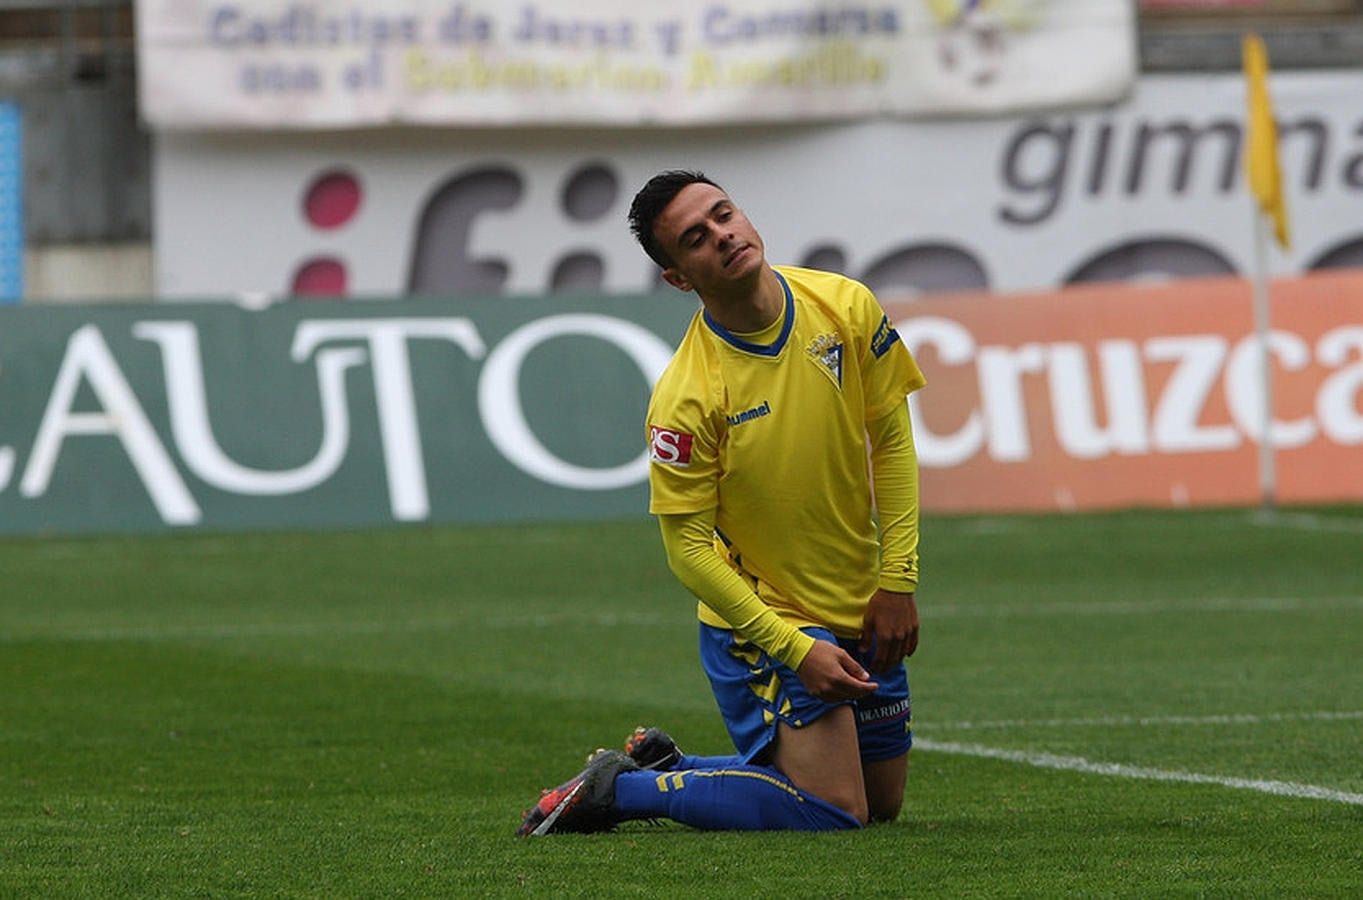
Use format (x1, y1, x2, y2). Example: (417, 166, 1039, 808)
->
(806, 334, 844, 386)
(649, 425, 694, 466)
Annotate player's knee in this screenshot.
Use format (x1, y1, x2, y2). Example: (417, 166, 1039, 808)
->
(821, 788, 869, 826)
(781, 766, 869, 824)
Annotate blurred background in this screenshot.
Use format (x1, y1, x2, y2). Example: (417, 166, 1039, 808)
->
(2, 0, 1359, 303)
(1, 1, 1360, 534)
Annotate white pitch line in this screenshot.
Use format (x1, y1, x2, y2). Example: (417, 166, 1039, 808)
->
(1249, 510, 1363, 534)
(925, 710, 1363, 731)
(4, 592, 1360, 644)
(3, 593, 1360, 643)
(928, 595, 1363, 619)
(0, 610, 675, 644)
(915, 738, 1363, 806)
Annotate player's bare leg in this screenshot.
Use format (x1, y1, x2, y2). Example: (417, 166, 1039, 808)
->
(862, 753, 908, 823)
(770, 706, 869, 824)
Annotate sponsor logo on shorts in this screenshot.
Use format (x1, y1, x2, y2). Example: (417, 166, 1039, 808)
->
(857, 697, 911, 724)
(649, 425, 694, 466)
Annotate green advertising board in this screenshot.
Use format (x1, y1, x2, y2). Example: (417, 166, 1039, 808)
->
(0, 293, 695, 535)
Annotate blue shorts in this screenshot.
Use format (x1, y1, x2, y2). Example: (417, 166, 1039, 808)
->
(698, 623, 912, 765)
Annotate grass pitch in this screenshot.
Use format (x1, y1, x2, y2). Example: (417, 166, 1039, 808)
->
(2, 507, 1361, 897)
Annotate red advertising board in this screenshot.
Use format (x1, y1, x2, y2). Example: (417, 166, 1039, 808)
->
(886, 271, 1363, 513)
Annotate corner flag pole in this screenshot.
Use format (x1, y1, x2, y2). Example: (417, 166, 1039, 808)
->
(1250, 205, 1275, 513)
(1242, 33, 1289, 513)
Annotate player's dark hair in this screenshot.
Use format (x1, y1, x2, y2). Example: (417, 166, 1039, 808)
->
(628, 170, 722, 269)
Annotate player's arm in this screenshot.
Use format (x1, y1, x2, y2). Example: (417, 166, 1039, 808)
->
(658, 510, 877, 700)
(862, 401, 921, 672)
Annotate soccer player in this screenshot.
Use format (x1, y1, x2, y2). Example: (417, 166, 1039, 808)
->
(518, 170, 925, 835)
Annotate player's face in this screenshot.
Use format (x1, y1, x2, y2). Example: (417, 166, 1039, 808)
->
(653, 183, 766, 295)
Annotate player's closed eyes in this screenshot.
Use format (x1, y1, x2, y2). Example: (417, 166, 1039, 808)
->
(681, 206, 737, 250)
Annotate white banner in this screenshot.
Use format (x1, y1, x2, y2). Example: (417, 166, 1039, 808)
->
(152, 72, 1363, 302)
(134, 0, 1137, 129)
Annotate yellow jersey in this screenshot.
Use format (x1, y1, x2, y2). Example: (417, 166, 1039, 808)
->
(647, 266, 926, 639)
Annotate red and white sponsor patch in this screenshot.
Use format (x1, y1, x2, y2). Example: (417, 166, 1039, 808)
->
(649, 425, 694, 466)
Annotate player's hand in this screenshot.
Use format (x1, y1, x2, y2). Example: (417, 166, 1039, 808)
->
(860, 589, 920, 674)
(795, 640, 878, 702)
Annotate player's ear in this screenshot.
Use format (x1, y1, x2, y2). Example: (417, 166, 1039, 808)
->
(661, 268, 692, 293)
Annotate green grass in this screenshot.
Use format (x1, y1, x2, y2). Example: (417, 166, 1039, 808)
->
(2, 507, 1361, 897)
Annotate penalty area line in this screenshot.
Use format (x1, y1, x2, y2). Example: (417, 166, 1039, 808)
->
(915, 738, 1363, 806)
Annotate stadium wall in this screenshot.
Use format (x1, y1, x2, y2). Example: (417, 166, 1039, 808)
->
(1, 271, 1359, 536)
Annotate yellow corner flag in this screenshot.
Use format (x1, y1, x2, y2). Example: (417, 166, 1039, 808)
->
(1242, 33, 1290, 249)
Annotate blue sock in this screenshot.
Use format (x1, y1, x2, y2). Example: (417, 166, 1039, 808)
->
(675, 752, 742, 770)
(614, 765, 862, 831)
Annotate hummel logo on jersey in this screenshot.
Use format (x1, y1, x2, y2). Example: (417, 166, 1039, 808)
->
(649, 426, 694, 466)
(726, 401, 771, 427)
(806, 334, 843, 386)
